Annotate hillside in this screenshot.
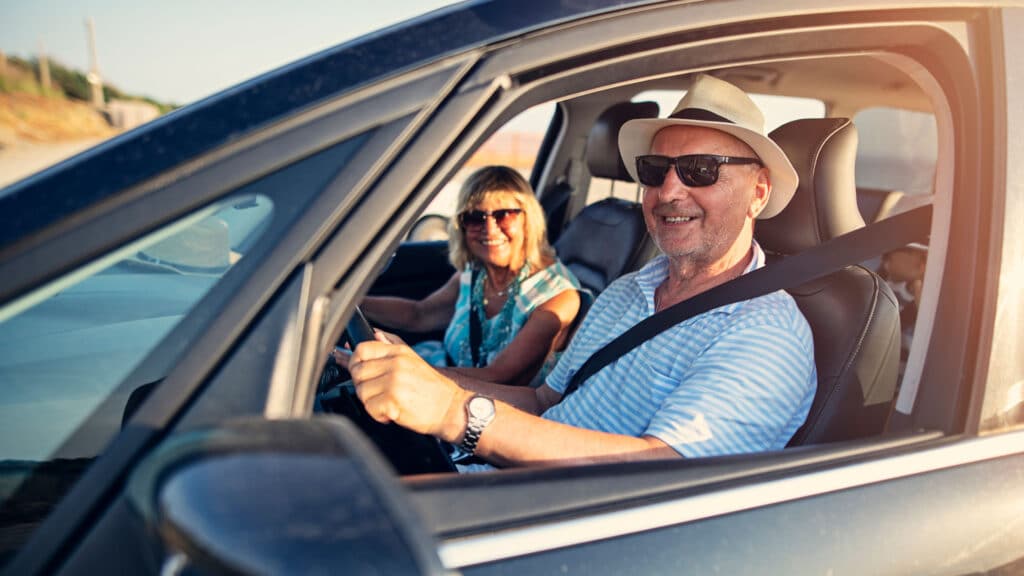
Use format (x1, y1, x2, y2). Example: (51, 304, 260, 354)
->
(0, 57, 121, 147)
(0, 56, 176, 186)
(0, 92, 116, 147)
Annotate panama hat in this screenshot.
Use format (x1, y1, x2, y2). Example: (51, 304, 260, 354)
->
(618, 73, 798, 219)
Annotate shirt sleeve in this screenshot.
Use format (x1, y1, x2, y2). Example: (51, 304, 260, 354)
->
(644, 318, 816, 457)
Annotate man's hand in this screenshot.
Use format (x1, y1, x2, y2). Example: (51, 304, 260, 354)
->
(348, 340, 471, 443)
(330, 329, 406, 370)
(346, 340, 680, 467)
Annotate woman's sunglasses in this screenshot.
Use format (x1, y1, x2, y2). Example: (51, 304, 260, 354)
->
(458, 208, 524, 228)
(635, 154, 762, 188)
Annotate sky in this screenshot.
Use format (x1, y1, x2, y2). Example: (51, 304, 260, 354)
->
(0, 1, 829, 141)
(1, 0, 465, 105)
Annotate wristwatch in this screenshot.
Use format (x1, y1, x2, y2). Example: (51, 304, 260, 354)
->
(459, 395, 496, 455)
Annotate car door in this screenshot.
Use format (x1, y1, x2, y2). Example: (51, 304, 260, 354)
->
(0, 46, 505, 572)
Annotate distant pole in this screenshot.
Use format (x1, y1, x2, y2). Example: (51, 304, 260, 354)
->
(0, 50, 7, 77)
(85, 16, 105, 108)
(38, 39, 52, 93)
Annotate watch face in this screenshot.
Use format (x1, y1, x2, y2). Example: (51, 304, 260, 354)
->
(469, 396, 495, 419)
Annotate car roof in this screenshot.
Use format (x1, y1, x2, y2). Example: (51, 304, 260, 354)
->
(0, 0, 660, 252)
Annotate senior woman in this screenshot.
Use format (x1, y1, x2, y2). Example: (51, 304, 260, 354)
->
(351, 166, 582, 387)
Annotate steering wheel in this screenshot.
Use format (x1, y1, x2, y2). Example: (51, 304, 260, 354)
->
(343, 306, 376, 347)
(318, 306, 455, 475)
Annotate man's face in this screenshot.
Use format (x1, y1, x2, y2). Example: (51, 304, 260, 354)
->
(641, 125, 768, 269)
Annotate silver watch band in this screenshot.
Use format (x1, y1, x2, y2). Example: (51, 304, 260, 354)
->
(461, 419, 485, 454)
(459, 395, 495, 455)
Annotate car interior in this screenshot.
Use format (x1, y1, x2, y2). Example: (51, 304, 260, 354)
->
(310, 46, 948, 539)
(352, 60, 933, 398)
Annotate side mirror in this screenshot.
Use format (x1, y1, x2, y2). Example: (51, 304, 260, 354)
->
(128, 417, 446, 575)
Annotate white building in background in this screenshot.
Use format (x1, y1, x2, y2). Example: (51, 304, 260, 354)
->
(106, 99, 160, 131)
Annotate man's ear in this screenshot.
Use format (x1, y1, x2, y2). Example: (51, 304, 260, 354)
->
(748, 168, 771, 219)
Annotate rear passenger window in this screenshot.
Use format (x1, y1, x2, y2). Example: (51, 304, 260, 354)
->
(853, 107, 937, 197)
(408, 103, 555, 242)
(422, 103, 556, 220)
(852, 108, 937, 389)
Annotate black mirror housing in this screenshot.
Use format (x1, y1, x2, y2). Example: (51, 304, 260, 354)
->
(128, 416, 446, 575)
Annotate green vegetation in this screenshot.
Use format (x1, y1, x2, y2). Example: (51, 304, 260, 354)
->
(0, 54, 177, 112)
(0, 56, 55, 97)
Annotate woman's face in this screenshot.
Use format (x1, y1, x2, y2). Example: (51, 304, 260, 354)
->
(461, 192, 527, 271)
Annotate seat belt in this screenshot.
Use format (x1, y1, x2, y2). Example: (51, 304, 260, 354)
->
(469, 268, 484, 367)
(447, 267, 485, 367)
(561, 204, 932, 399)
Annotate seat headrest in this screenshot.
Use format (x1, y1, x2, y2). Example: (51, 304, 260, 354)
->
(554, 197, 649, 294)
(757, 118, 866, 255)
(586, 101, 659, 181)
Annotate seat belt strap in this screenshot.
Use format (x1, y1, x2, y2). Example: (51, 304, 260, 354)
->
(469, 267, 484, 367)
(561, 205, 932, 399)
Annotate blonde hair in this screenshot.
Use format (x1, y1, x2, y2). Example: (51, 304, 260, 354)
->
(448, 166, 554, 271)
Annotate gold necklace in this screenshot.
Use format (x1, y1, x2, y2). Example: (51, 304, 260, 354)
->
(483, 275, 511, 306)
(481, 266, 524, 307)
(489, 276, 514, 297)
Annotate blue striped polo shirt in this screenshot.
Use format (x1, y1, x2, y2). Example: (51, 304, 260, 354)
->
(542, 242, 816, 458)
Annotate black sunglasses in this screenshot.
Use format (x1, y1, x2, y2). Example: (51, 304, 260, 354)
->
(459, 208, 524, 228)
(635, 154, 762, 188)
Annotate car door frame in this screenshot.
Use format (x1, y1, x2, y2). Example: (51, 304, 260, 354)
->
(300, 1, 1019, 572)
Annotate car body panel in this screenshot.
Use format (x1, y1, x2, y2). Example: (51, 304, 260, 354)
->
(977, 6, 1024, 433)
(457, 434, 1024, 574)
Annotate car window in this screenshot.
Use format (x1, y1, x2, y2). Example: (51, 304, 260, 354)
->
(853, 106, 937, 197)
(412, 103, 555, 239)
(850, 108, 937, 391)
(585, 90, 826, 205)
(0, 194, 273, 552)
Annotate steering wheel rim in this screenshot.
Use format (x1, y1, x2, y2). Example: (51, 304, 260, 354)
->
(344, 306, 376, 347)
(328, 306, 456, 475)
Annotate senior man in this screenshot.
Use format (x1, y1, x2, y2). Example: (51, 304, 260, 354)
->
(347, 74, 816, 468)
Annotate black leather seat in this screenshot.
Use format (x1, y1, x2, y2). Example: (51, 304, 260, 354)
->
(555, 198, 653, 295)
(542, 101, 658, 244)
(758, 118, 902, 446)
(552, 102, 660, 295)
